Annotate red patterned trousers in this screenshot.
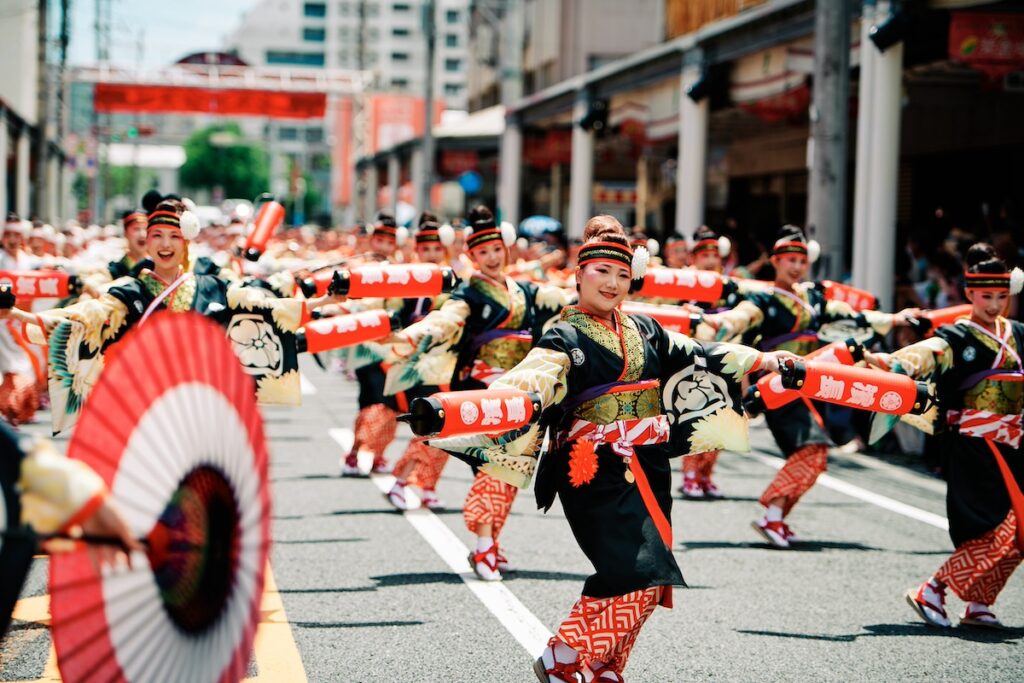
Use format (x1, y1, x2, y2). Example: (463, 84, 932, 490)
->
(392, 440, 449, 490)
(682, 450, 719, 478)
(0, 372, 38, 425)
(935, 511, 1021, 605)
(463, 472, 517, 538)
(759, 443, 829, 515)
(554, 586, 664, 675)
(353, 404, 397, 459)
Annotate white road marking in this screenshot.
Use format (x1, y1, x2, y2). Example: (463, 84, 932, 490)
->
(300, 373, 318, 395)
(327, 430, 553, 657)
(747, 452, 949, 530)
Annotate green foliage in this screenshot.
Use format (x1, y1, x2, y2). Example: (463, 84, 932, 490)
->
(179, 123, 269, 200)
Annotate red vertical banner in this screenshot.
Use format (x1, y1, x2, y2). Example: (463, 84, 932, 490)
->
(335, 97, 353, 205)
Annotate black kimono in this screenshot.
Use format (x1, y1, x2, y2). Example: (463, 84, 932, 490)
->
(881, 318, 1024, 546)
(431, 305, 762, 599)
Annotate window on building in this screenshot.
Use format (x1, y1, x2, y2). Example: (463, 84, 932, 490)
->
(445, 33, 458, 48)
(303, 27, 326, 42)
(266, 50, 326, 67)
(445, 9, 459, 23)
(367, 27, 379, 39)
(338, 49, 349, 63)
(339, 26, 350, 39)
(444, 58, 461, 72)
(279, 127, 299, 141)
(305, 127, 324, 143)
(392, 51, 410, 61)
(303, 2, 327, 18)
(444, 83, 462, 96)
(392, 78, 409, 89)
(393, 2, 411, 11)
(366, 2, 379, 16)
(392, 27, 411, 37)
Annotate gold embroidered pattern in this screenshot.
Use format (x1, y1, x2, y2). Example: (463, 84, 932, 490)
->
(478, 334, 533, 371)
(574, 386, 661, 425)
(561, 307, 646, 380)
(963, 321, 1023, 414)
(773, 287, 814, 331)
(472, 276, 526, 328)
(139, 271, 197, 312)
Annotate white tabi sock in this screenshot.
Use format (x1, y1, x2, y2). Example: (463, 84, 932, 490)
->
(476, 536, 494, 553)
(766, 505, 784, 523)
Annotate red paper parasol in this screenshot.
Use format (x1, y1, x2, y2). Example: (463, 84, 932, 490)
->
(48, 312, 270, 683)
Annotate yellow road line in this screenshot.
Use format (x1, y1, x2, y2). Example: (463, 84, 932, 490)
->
(245, 562, 308, 682)
(12, 562, 304, 682)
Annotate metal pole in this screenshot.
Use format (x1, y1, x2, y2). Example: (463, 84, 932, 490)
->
(806, 0, 851, 281)
(417, 0, 436, 212)
(498, 0, 524, 226)
(864, 0, 903, 311)
(851, 0, 877, 290)
(387, 153, 400, 217)
(33, 0, 49, 219)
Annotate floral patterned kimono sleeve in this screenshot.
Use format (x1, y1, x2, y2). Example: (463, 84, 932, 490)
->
(868, 336, 952, 443)
(694, 299, 764, 341)
(20, 293, 133, 435)
(824, 299, 896, 336)
(224, 284, 308, 405)
(658, 328, 763, 455)
(383, 297, 471, 394)
(427, 346, 571, 488)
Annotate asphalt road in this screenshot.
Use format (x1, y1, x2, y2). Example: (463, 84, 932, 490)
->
(3, 356, 1023, 682)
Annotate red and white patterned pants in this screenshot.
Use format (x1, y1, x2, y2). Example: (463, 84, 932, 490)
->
(0, 372, 38, 425)
(353, 404, 397, 459)
(759, 443, 829, 515)
(554, 586, 664, 675)
(683, 450, 719, 478)
(392, 440, 449, 491)
(463, 472, 517, 539)
(935, 511, 1021, 605)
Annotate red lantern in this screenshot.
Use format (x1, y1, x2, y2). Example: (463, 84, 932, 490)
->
(243, 199, 285, 261)
(301, 263, 459, 299)
(779, 359, 930, 416)
(752, 340, 863, 411)
(0, 270, 76, 300)
(403, 389, 542, 438)
(820, 280, 878, 311)
(620, 301, 701, 335)
(297, 309, 398, 354)
(636, 268, 724, 303)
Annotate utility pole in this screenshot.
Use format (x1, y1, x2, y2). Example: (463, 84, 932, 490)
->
(416, 0, 436, 213)
(806, 0, 851, 280)
(33, 0, 49, 219)
(497, 0, 524, 226)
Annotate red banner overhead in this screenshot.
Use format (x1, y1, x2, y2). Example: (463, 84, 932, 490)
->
(949, 13, 1024, 79)
(93, 84, 328, 119)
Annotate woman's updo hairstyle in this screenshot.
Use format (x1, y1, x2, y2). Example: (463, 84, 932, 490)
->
(582, 215, 629, 247)
(965, 243, 1004, 274)
(963, 241, 1023, 295)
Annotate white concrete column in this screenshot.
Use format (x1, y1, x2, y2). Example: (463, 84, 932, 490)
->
(676, 63, 709, 241)
(0, 114, 8, 215)
(16, 128, 30, 217)
(567, 90, 594, 239)
(851, 0, 877, 291)
(498, 114, 522, 226)
(636, 155, 648, 229)
(550, 162, 562, 223)
(47, 153, 59, 222)
(387, 153, 400, 218)
(365, 163, 379, 219)
(410, 145, 425, 212)
(864, 0, 903, 311)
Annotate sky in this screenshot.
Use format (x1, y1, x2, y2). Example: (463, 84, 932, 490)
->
(66, 0, 261, 67)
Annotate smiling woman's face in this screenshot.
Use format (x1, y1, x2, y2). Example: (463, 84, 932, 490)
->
(470, 242, 507, 279)
(578, 261, 631, 317)
(146, 227, 186, 271)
